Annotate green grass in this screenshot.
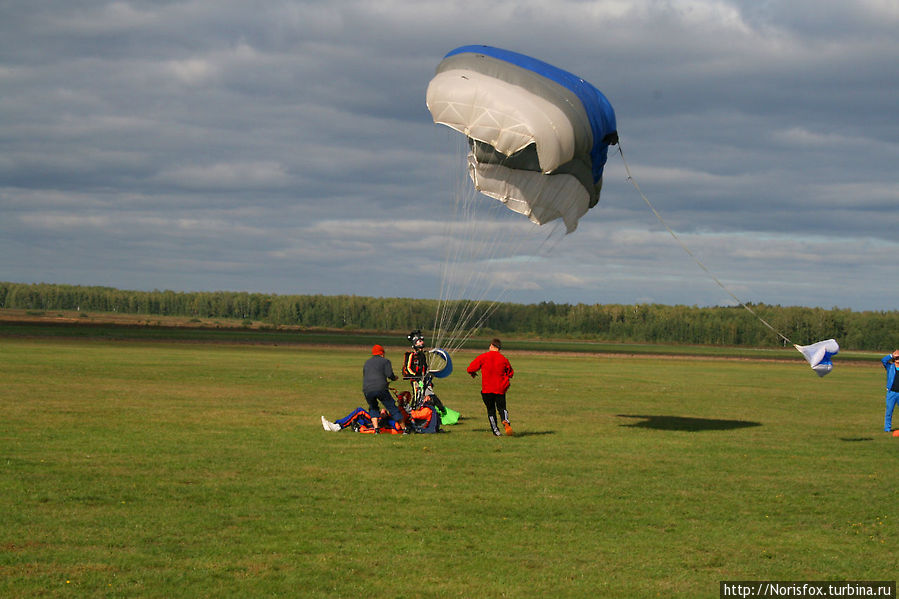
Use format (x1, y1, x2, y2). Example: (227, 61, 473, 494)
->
(1, 339, 896, 598)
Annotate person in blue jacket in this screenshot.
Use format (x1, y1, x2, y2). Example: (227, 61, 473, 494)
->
(882, 350, 899, 432)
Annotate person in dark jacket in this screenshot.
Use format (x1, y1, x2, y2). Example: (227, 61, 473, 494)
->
(362, 344, 403, 433)
(467, 338, 514, 436)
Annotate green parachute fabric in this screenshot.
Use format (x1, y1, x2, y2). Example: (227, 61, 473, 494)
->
(440, 406, 461, 426)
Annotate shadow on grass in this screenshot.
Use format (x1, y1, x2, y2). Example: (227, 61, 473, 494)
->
(469, 428, 555, 437)
(617, 414, 761, 432)
(839, 437, 874, 442)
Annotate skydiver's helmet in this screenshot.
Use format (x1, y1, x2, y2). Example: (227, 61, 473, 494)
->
(407, 330, 425, 350)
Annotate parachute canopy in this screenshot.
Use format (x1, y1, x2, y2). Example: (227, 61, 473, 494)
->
(426, 45, 617, 233)
(795, 339, 840, 377)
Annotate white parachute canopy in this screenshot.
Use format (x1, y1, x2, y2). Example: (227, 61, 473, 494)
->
(426, 45, 617, 234)
(794, 339, 840, 377)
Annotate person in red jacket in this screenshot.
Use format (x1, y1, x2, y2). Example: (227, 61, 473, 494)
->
(467, 338, 514, 436)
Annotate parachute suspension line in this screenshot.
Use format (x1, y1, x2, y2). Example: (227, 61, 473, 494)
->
(437, 220, 562, 354)
(433, 205, 549, 352)
(431, 138, 565, 353)
(433, 141, 491, 352)
(452, 219, 564, 351)
(432, 136, 473, 349)
(432, 140, 509, 352)
(616, 145, 793, 346)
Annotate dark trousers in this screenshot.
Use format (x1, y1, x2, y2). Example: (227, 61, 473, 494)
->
(365, 388, 402, 423)
(481, 392, 509, 424)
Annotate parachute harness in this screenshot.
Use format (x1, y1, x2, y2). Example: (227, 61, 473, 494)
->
(616, 145, 793, 346)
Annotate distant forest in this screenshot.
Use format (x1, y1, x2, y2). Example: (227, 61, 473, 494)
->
(1, 281, 897, 351)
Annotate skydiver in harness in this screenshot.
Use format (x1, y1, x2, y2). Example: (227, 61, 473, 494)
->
(402, 330, 447, 417)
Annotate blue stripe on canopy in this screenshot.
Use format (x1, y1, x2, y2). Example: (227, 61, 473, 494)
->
(444, 45, 617, 183)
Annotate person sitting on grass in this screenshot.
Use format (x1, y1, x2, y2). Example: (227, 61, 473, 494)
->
(408, 394, 443, 434)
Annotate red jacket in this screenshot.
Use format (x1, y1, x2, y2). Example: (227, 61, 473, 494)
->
(467, 351, 514, 394)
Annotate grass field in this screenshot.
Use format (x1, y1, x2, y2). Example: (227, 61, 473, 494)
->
(1, 337, 897, 598)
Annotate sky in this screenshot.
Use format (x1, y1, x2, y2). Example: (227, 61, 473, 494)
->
(1, 0, 897, 312)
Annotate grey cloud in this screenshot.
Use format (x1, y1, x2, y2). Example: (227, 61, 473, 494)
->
(1, 0, 897, 311)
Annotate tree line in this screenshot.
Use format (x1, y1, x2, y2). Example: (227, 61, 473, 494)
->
(1, 281, 896, 350)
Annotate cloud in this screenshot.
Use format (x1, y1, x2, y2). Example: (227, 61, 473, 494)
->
(0, 0, 897, 312)
(155, 161, 291, 191)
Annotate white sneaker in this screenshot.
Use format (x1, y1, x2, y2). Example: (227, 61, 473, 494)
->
(322, 416, 340, 432)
